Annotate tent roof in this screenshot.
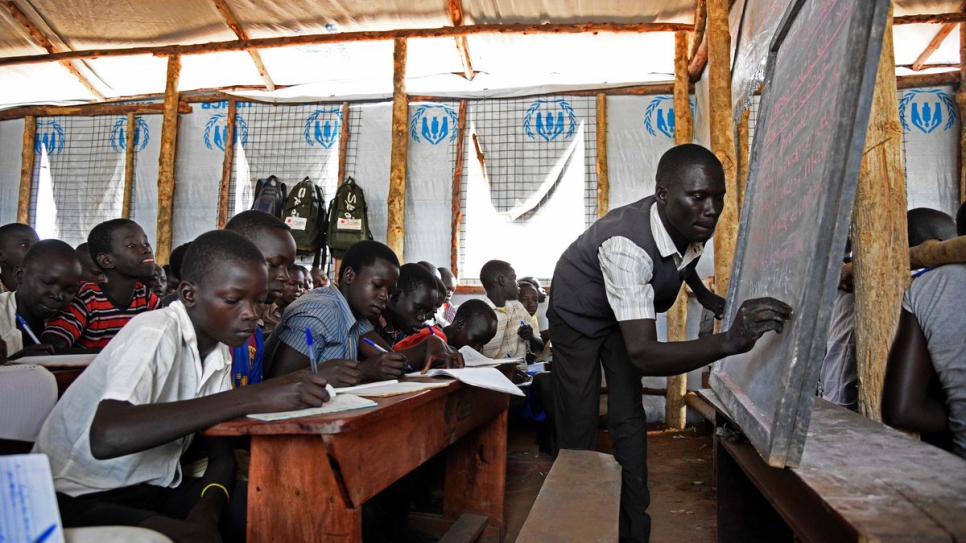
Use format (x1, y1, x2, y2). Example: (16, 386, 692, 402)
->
(0, 0, 960, 108)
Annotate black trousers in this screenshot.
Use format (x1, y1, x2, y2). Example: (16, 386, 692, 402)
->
(548, 303, 651, 543)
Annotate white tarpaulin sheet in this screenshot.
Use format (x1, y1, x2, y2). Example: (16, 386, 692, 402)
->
(900, 86, 961, 216)
(172, 106, 223, 248)
(0, 119, 24, 225)
(345, 102, 392, 249)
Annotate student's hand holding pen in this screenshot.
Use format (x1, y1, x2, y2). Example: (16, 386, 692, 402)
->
(244, 370, 331, 411)
(360, 350, 410, 380)
(420, 335, 463, 371)
(314, 359, 362, 387)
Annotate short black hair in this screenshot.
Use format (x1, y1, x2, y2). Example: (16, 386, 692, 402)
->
(339, 240, 399, 282)
(907, 207, 956, 247)
(88, 219, 139, 263)
(168, 242, 192, 279)
(224, 210, 291, 242)
(957, 201, 966, 237)
(454, 298, 496, 323)
(180, 230, 265, 285)
(0, 222, 37, 244)
(655, 144, 724, 191)
(439, 267, 456, 283)
(397, 263, 437, 297)
(21, 239, 80, 270)
(480, 260, 512, 289)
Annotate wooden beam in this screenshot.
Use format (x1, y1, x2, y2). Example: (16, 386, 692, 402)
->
(708, 0, 739, 303)
(0, 22, 694, 68)
(896, 70, 960, 89)
(893, 13, 966, 25)
(596, 94, 609, 219)
(216, 100, 236, 229)
(0, 102, 191, 122)
(451, 100, 467, 276)
(337, 101, 351, 186)
(673, 31, 694, 145)
(737, 107, 750, 214)
(854, 10, 909, 421)
(17, 116, 35, 223)
(387, 38, 408, 261)
(446, 0, 475, 80)
(896, 62, 960, 72)
(689, 0, 707, 61)
(156, 55, 181, 267)
(910, 20, 959, 71)
(688, 34, 709, 82)
(211, 0, 276, 91)
(121, 113, 136, 219)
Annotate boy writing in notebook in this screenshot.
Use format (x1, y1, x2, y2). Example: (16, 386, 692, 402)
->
(43, 219, 161, 349)
(32, 230, 330, 542)
(0, 222, 39, 293)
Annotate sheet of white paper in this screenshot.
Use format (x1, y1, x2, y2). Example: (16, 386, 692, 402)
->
(404, 367, 525, 396)
(247, 393, 376, 421)
(10, 353, 97, 366)
(458, 345, 522, 367)
(0, 454, 65, 543)
(351, 381, 451, 397)
(337, 380, 399, 394)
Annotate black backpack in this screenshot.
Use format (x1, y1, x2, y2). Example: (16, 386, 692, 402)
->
(251, 175, 287, 218)
(283, 177, 328, 268)
(326, 177, 373, 257)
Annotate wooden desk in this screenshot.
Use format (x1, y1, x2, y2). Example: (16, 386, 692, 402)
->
(207, 381, 509, 543)
(700, 390, 966, 543)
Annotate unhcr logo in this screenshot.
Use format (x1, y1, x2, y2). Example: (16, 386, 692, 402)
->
(110, 116, 150, 152)
(204, 113, 249, 151)
(524, 99, 577, 142)
(643, 95, 695, 139)
(410, 104, 458, 145)
(35, 120, 65, 154)
(304, 108, 343, 148)
(898, 89, 957, 134)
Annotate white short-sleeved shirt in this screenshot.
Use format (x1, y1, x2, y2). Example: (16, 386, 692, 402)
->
(597, 204, 703, 321)
(481, 298, 531, 360)
(0, 291, 24, 354)
(33, 301, 232, 496)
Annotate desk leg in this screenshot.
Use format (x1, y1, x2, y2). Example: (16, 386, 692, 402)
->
(249, 435, 362, 543)
(444, 404, 508, 543)
(715, 436, 792, 543)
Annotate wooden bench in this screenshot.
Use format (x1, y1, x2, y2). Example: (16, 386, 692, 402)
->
(516, 449, 621, 543)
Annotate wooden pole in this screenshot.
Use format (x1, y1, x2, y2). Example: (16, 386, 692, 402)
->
(0, 102, 190, 122)
(17, 116, 36, 223)
(737, 108, 750, 214)
(211, 0, 275, 90)
(896, 70, 959, 89)
(666, 31, 696, 431)
(121, 113, 136, 219)
(216, 100, 236, 229)
(387, 38, 408, 261)
(894, 13, 966, 25)
(707, 0, 739, 304)
(596, 93, 609, 219)
(446, 0, 475, 80)
(853, 10, 909, 421)
(960, 21, 966, 204)
(156, 54, 181, 266)
(689, 0, 707, 62)
(451, 100, 467, 277)
(338, 101, 350, 186)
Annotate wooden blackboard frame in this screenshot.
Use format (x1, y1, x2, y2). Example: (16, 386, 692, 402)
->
(710, 0, 889, 468)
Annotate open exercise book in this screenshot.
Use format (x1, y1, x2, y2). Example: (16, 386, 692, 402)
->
(459, 345, 523, 367)
(0, 454, 65, 543)
(404, 366, 525, 397)
(248, 384, 377, 421)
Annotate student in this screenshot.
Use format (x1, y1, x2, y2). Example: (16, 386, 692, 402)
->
(441, 299, 498, 352)
(75, 242, 108, 285)
(417, 260, 442, 280)
(517, 281, 546, 359)
(431, 276, 449, 327)
(142, 264, 167, 300)
(310, 266, 329, 289)
(0, 223, 39, 293)
(160, 242, 191, 306)
(0, 240, 82, 360)
(479, 260, 532, 361)
(300, 265, 314, 291)
(549, 144, 790, 542)
(43, 219, 161, 349)
(32, 230, 331, 542)
(439, 267, 458, 323)
(379, 264, 448, 351)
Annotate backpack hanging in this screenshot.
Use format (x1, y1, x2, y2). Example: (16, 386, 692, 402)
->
(282, 176, 328, 269)
(326, 176, 373, 257)
(251, 175, 287, 218)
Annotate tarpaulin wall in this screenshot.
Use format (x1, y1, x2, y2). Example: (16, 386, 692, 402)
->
(0, 119, 24, 225)
(899, 86, 961, 216)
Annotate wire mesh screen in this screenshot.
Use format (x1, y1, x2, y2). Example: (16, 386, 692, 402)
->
(29, 116, 128, 247)
(459, 95, 597, 283)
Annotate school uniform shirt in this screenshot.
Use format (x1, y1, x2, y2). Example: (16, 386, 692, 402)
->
(231, 327, 265, 387)
(259, 301, 282, 336)
(32, 301, 232, 497)
(480, 298, 530, 360)
(44, 281, 161, 348)
(0, 290, 24, 354)
(0, 278, 9, 293)
(442, 302, 458, 325)
(264, 285, 374, 366)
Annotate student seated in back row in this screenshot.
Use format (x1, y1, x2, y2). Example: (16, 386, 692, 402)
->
(32, 230, 330, 543)
(480, 260, 531, 361)
(43, 219, 161, 349)
(0, 222, 39, 293)
(75, 242, 108, 285)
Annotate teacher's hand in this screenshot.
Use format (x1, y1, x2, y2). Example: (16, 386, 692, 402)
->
(724, 297, 792, 354)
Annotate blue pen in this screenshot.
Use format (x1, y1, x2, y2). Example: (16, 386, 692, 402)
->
(33, 523, 57, 543)
(363, 337, 413, 372)
(15, 313, 40, 345)
(305, 327, 318, 374)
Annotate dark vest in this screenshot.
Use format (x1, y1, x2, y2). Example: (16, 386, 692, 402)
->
(551, 196, 700, 338)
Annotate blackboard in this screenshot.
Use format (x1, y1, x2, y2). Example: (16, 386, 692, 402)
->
(710, 0, 889, 468)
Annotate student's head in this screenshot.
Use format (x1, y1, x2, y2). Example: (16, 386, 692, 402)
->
(417, 261, 442, 280)
(655, 144, 726, 244)
(956, 201, 965, 237)
(519, 276, 546, 303)
(280, 264, 306, 307)
(166, 242, 191, 292)
(225, 210, 297, 304)
(299, 265, 313, 291)
(388, 263, 438, 334)
(906, 207, 956, 247)
(179, 230, 268, 348)
(16, 240, 82, 321)
(88, 219, 155, 280)
(311, 267, 329, 289)
(480, 260, 519, 301)
(338, 240, 400, 321)
(0, 223, 39, 288)
(439, 267, 457, 303)
(150, 264, 166, 297)
(518, 282, 540, 317)
(74, 242, 107, 284)
(445, 299, 498, 351)
(433, 277, 447, 311)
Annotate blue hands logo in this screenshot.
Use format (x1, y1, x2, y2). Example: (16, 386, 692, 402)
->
(110, 116, 150, 152)
(898, 89, 957, 134)
(304, 108, 343, 148)
(644, 95, 695, 139)
(410, 104, 458, 145)
(524, 99, 577, 141)
(204, 114, 249, 151)
(34, 120, 65, 154)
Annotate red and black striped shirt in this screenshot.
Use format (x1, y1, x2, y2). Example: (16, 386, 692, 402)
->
(44, 282, 161, 349)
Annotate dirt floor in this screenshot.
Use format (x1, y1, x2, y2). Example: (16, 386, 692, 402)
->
(503, 420, 716, 543)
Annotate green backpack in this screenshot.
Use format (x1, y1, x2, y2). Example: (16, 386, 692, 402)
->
(326, 177, 373, 257)
(282, 177, 326, 252)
